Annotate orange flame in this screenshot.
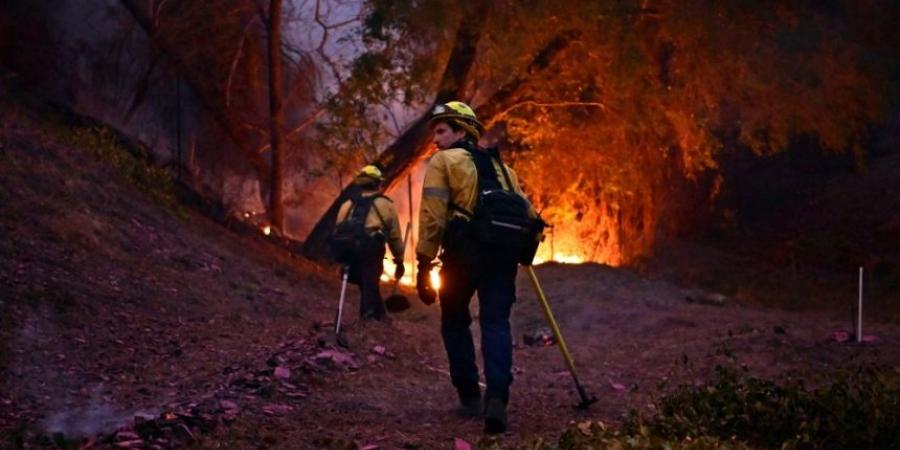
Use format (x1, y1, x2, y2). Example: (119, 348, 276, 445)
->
(429, 266, 441, 290)
(381, 258, 415, 286)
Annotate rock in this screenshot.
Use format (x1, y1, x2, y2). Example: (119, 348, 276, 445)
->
(115, 440, 144, 448)
(313, 349, 360, 370)
(683, 289, 727, 306)
(219, 400, 239, 413)
(454, 438, 472, 450)
(361, 445, 381, 450)
(609, 381, 626, 391)
(115, 431, 140, 440)
(372, 345, 386, 355)
(523, 328, 555, 347)
(274, 366, 291, 379)
(832, 330, 851, 343)
(262, 403, 294, 416)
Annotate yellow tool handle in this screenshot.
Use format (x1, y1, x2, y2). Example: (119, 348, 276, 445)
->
(526, 266, 579, 378)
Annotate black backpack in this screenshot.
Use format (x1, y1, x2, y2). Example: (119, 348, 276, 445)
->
(451, 147, 546, 265)
(329, 193, 386, 264)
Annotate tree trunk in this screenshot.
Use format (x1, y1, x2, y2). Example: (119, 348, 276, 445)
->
(301, 1, 490, 259)
(301, 27, 579, 260)
(267, 0, 285, 232)
(118, 0, 271, 182)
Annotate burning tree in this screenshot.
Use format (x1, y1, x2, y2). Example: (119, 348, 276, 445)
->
(304, 0, 900, 265)
(4, 1, 897, 263)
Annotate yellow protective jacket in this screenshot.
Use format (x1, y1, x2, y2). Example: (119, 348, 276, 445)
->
(416, 147, 536, 260)
(336, 191, 405, 260)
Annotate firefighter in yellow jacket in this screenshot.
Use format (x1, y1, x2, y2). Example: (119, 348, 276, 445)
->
(416, 101, 537, 433)
(335, 165, 405, 320)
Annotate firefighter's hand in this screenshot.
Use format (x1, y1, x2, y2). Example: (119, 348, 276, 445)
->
(416, 258, 437, 305)
(393, 258, 405, 280)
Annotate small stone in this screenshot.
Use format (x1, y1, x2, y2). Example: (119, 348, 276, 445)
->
(454, 438, 472, 450)
(115, 431, 140, 440)
(274, 366, 291, 379)
(219, 400, 239, 412)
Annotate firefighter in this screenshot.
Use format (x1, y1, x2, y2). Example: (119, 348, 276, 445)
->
(335, 165, 405, 320)
(416, 101, 537, 433)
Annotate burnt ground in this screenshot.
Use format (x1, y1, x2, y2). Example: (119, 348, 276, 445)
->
(2, 93, 900, 450)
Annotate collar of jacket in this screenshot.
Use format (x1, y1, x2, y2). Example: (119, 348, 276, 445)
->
(449, 139, 501, 158)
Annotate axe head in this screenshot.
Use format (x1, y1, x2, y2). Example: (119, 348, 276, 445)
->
(575, 394, 598, 410)
(384, 294, 410, 312)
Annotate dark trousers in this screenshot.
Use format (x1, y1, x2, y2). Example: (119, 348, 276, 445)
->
(439, 251, 517, 403)
(350, 246, 386, 319)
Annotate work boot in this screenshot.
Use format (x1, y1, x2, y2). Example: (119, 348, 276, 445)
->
(458, 395, 482, 418)
(483, 398, 508, 433)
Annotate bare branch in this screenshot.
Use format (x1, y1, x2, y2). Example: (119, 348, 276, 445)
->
(225, 18, 258, 108)
(119, 0, 271, 180)
(380, 99, 403, 137)
(312, 0, 361, 89)
(487, 101, 612, 128)
(254, 108, 326, 153)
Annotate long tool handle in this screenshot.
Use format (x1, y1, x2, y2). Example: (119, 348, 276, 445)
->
(335, 268, 349, 335)
(526, 266, 594, 406)
(389, 222, 413, 295)
(407, 174, 415, 281)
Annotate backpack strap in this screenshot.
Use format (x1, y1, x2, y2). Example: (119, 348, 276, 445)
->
(446, 145, 510, 217)
(448, 202, 474, 219)
(368, 194, 389, 229)
(488, 147, 517, 194)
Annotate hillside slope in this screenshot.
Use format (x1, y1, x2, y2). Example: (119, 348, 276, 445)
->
(2, 91, 900, 449)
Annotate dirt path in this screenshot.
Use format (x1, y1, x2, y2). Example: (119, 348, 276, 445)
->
(204, 264, 899, 449)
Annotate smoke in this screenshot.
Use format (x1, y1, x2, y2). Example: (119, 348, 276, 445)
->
(39, 385, 157, 439)
(9, 306, 157, 439)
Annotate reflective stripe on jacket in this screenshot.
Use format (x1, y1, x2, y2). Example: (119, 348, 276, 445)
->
(336, 192, 405, 259)
(416, 147, 535, 260)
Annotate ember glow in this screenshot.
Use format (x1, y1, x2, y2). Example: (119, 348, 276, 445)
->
(532, 251, 585, 265)
(378, 259, 442, 291)
(380, 259, 415, 286)
(429, 266, 441, 290)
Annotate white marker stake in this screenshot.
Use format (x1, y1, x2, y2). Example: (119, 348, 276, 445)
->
(857, 267, 864, 343)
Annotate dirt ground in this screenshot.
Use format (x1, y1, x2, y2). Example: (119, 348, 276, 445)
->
(2, 93, 900, 450)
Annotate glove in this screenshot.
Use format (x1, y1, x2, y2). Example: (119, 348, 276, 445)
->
(393, 258, 405, 280)
(416, 257, 437, 305)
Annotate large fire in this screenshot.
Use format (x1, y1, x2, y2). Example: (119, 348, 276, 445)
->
(378, 243, 585, 290)
(371, 159, 633, 287)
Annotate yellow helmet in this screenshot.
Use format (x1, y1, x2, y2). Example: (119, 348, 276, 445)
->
(430, 101, 485, 138)
(355, 164, 384, 185)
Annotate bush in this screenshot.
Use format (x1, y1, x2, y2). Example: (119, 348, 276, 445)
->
(627, 364, 900, 449)
(66, 126, 183, 214)
(502, 421, 751, 450)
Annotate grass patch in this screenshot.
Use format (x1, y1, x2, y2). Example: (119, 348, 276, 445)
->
(64, 126, 185, 216)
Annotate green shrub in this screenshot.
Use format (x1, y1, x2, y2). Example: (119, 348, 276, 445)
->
(628, 364, 900, 449)
(488, 421, 748, 450)
(66, 126, 183, 215)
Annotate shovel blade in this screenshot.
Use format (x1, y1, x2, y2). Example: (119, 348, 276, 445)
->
(384, 294, 410, 312)
(336, 332, 350, 348)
